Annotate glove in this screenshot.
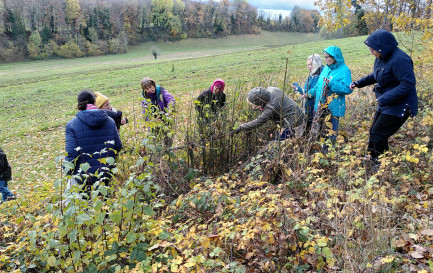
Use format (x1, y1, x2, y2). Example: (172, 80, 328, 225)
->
(293, 82, 303, 94)
(350, 81, 359, 90)
(230, 128, 242, 136)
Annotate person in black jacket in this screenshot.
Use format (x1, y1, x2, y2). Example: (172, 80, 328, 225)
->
(95, 92, 128, 130)
(350, 29, 418, 164)
(0, 147, 16, 202)
(195, 79, 226, 123)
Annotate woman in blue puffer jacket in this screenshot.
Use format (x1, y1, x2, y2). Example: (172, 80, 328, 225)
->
(350, 29, 418, 164)
(307, 46, 353, 139)
(64, 90, 122, 187)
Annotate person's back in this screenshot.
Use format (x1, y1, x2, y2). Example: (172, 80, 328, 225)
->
(232, 87, 304, 138)
(267, 87, 305, 128)
(65, 91, 122, 185)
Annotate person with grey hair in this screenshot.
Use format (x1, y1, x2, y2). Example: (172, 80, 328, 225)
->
(292, 54, 324, 129)
(231, 87, 305, 140)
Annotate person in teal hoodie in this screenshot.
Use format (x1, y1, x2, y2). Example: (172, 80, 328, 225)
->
(306, 46, 352, 141)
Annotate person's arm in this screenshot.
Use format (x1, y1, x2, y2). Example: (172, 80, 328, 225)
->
(105, 110, 122, 129)
(307, 81, 318, 98)
(378, 56, 416, 106)
(65, 124, 79, 163)
(355, 72, 376, 88)
(111, 122, 123, 153)
(236, 108, 273, 132)
(195, 91, 206, 113)
(162, 89, 175, 108)
(328, 68, 353, 95)
(293, 82, 304, 94)
(64, 123, 79, 174)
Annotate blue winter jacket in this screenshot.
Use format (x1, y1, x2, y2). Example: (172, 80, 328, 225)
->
(65, 110, 122, 184)
(295, 66, 324, 114)
(356, 29, 418, 117)
(308, 46, 352, 117)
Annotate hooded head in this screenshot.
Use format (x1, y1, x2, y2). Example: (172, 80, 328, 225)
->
(77, 90, 95, 111)
(95, 92, 109, 109)
(364, 29, 398, 58)
(323, 46, 345, 69)
(247, 87, 270, 109)
(210, 79, 225, 93)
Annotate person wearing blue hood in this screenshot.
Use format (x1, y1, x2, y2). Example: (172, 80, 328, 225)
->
(350, 29, 418, 164)
(64, 90, 122, 189)
(306, 46, 353, 141)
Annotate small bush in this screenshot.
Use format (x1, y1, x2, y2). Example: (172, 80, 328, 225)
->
(84, 40, 103, 56)
(57, 42, 84, 59)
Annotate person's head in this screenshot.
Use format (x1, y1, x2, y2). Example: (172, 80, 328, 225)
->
(141, 77, 157, 95)
(364, 29, 398, 59)
(307, 54, 323, 75)
(323, 46, 345, 67)
(247, 87, 270, 110)
(323, 52, 336, 66)
(77, 90, 95, 111)
(210, 79, 225, 94)
(95, 92, 111, 110)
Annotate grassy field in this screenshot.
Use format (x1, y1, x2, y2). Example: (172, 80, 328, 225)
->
(1, 30, 432, 272)
(0, 31, 366, 188)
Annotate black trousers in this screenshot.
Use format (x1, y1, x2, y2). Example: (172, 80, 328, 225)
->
(368, 111, 409, 159)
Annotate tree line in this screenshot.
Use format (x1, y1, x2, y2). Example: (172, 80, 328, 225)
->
(0, 0, 320, 63)
(316, 0, 433, 38)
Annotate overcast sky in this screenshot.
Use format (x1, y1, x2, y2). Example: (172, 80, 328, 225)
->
(247, 0, 317, 10)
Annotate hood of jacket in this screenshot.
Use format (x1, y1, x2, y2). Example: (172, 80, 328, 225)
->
(323, 46, 345, 70)
(76, 110, 109, 128)
(247, 87, 270, 108)
(364, 29, 398, 58)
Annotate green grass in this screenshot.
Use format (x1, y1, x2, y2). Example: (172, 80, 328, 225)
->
(0, 32, 371, 193)
(0, 31, 322, 84)
(0, 32, 369, 186)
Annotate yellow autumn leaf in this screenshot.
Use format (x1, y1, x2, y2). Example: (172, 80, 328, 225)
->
(201, 237, 210, 249)
(380, 255, 394, 263)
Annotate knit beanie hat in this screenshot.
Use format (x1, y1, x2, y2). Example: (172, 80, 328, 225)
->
(210, 79, 225, 93)
(95, 92, 109, 109)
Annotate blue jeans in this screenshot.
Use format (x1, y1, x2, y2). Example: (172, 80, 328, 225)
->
(273, 127, 294, 141)
(328, 116, 339, 142)
(0, 180, 14, 201)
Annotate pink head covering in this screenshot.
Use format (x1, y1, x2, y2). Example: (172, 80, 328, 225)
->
(86, 104, 99, 110)
(210, 79, 225, 93)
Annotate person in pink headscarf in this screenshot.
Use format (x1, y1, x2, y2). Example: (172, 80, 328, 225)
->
(195, 79, 226, 122)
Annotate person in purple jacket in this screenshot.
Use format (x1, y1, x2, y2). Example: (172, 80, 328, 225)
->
(141, 77, 175, 119)
(64, 90, 122, 189)
(141, 77, 176, 146)
(350, 29, 418, 166)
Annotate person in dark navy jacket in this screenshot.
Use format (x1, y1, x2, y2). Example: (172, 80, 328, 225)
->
(350, 29, 418, 163)
(64, 90, 122, 187)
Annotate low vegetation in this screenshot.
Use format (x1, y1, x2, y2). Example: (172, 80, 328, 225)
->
(0, 33, 432, 272)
